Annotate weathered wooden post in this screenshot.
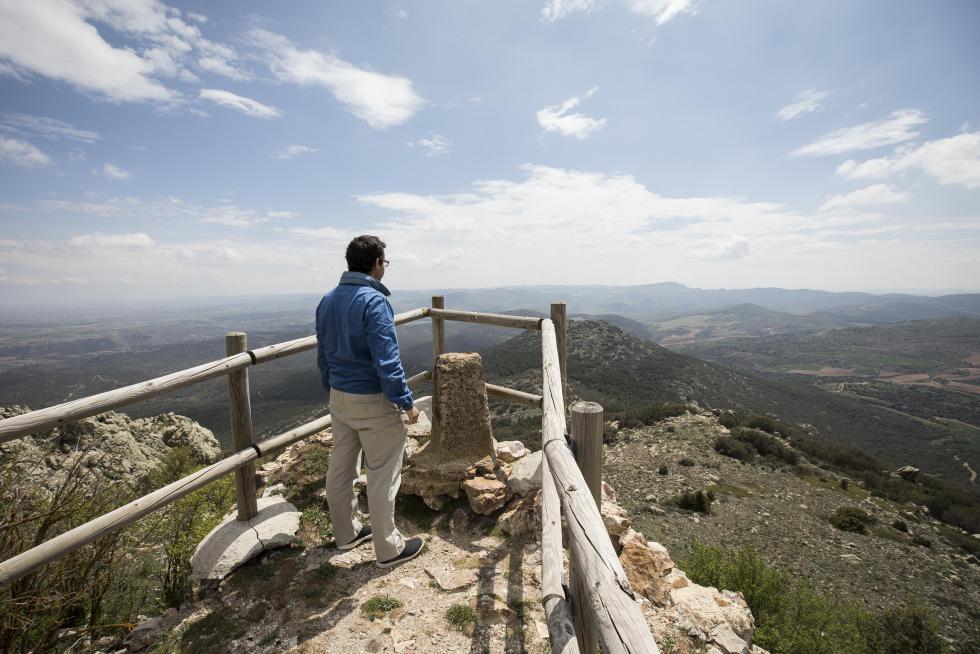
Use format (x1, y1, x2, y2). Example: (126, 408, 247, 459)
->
(226, 332, 258, 521)
(550, 302, 567, 408)
(570, 401, 603, 653)
(432, 295, 445, 362)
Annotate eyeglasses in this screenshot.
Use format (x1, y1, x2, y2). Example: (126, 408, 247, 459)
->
(382, 259, 390, 267)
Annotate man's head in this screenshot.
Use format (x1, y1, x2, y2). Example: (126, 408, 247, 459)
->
(346, 235, 388, 280)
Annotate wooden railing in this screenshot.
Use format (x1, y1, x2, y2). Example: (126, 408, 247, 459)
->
(0, 298, 659, 653)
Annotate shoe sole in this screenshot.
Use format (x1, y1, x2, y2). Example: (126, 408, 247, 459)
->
(375, 543, 423, 568)
(337, 533, 372, 550)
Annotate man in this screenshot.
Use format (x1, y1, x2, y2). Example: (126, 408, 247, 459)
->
(315, 235, 423, 568)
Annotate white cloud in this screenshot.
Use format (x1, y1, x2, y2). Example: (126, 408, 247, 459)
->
(541, 0, 599, 21)
(819, 184, 910, 212)
(68, 232, 156, 249)
(101, 163, 132, 180)
(186, 11, 207, 23)
(247, 29, 424, 129)
(0, 112, 100, 143)
(702, 234, 750, 260)
(275, 144, 317, 159)
(267, 210, 297, 219)
(198, 56, 249, 81)
(0, 0, 245, 104)
(199, 89, 282, 118)
(0, 136, 51, 167)
(41, 196, 141, 216)
(777, 89, 829, 122)
(792, 109, 927, 156)
(290, 226, 349, 240)
(625, 0, 698, 25)
(836, 132, 980, 189)
(409, 134, 451, 157)
(541, 0, 696, 24)
(200, 205, 268, 228)
(537, 87, 607, 139)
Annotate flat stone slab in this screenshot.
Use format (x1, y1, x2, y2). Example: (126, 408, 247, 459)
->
(190, 496, 300, 582)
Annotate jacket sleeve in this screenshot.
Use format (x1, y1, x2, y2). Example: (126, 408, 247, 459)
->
(364, 295, 413, 410)
(315, 303, 331, 392)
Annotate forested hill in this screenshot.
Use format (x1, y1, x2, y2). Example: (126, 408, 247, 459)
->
(482, 320, 980, 489)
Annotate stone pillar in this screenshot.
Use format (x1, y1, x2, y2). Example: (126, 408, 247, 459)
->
(430, 352, 495, 466)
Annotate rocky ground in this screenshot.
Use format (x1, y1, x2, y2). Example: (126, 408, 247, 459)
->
(119, 409, 767, 654)
(603, 412, 980, 646)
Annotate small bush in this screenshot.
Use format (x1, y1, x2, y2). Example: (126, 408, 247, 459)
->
(840, 479, 849, 490)
(674, 490, 713, 514)
(829, 507, 875, 534)
(892, 519, 909, 532)
(715, 436, 756, 462)
(361, 594, 402, 620)
(911, 535, 933, 548)
(446, 603, 475, 631)
(718, 412, 740, 429)
(657, 465, 669, 475)
(678, 458, 696, 467)
(619, 402, 693, 427)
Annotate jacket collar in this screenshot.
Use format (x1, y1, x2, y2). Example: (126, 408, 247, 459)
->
(339, 271, 391, 297)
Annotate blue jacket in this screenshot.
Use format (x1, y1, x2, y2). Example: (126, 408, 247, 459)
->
(315, 271, 414, 410)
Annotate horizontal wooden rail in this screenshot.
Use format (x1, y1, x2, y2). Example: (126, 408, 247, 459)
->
(0, 308, 430, 445)
(427, 308, 542, 330)
(0, 372, 431, 586)
(485, 383, 543, 408)
(540, 320, 659, 654)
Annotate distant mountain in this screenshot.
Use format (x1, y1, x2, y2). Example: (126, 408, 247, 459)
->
(392, 283, 980, 323)
(648, 303, 845, 346)
(481, 320, 980, 488)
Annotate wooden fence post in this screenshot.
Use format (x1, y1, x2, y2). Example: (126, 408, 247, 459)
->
(431, 295, 445, 363)
(226, 332, 258, 521)
(550, 302, 567, 409)
(570, 400, 603, 654)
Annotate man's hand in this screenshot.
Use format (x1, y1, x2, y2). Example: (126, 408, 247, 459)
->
(405, 406, 420, 425)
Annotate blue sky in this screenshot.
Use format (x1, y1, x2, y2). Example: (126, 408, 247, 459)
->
(1, 0, 978, 305)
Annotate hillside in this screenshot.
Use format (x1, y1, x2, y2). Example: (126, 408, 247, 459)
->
(603, 411, 980, 649)
(482, 320, 980, 488)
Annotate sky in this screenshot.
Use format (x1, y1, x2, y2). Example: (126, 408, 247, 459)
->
(1, 0, 979, 306)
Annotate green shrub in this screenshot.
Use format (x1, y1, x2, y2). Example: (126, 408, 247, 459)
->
(861, 605, 946, 653)
(446, 603, 475, 631)
(674, 490, 713, 514)
(361, 594, 403, 620)
(840, 479, 849, 490)
(732, 428, 799, 465)
(678, 458, 695, 467)
(829, 507, 875, 534)
(618, 402, 693, 427)
(715, 435, 756, 461)
(657, 465, 669, 475)
(911, 535, 933, 548)
(892, 519, 909, 532)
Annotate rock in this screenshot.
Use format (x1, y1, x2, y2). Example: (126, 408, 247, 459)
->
(499, 490, 542, 540)
(602, 480, 618, 504)
(670, 584, 755, 643)
(507, 450, 542, 496)
(644, 540, 674, 575)
(895, 465, 920, 482)
(426, 566, 478, 591)
(262, 483, 286, 498)
(494, 440, 529, 462)
(450, 508, 471, 532)
(190, 496, 300, 582)
(710, 622, 750, 654)
(601, 500, 631, 540)
(619, 530, 672, 605)
(463, 477, 509, 515)
(665, 569, 690, 589)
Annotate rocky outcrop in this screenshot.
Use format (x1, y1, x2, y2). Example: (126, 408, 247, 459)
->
(895, 465, 920, 482)
(0, 405, 221, 496)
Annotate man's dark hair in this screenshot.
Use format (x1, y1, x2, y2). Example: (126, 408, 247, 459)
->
(346, 235, 387, 273)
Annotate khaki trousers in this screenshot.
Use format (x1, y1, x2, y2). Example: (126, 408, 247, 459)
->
(326, 389, 407, 561)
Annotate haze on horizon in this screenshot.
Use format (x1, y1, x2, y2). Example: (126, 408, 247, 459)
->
(1, 1, 979, 306)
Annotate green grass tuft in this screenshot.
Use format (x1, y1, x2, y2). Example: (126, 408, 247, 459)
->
(361, 594, 403, 620)
(446, 603, 476, 631)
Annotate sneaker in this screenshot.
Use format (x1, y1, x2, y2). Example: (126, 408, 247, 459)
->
(337, 525, 372, 550)
(375, 537, 424, 568)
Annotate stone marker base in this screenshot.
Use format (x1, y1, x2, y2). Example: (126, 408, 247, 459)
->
(190, 496, 300, 582)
